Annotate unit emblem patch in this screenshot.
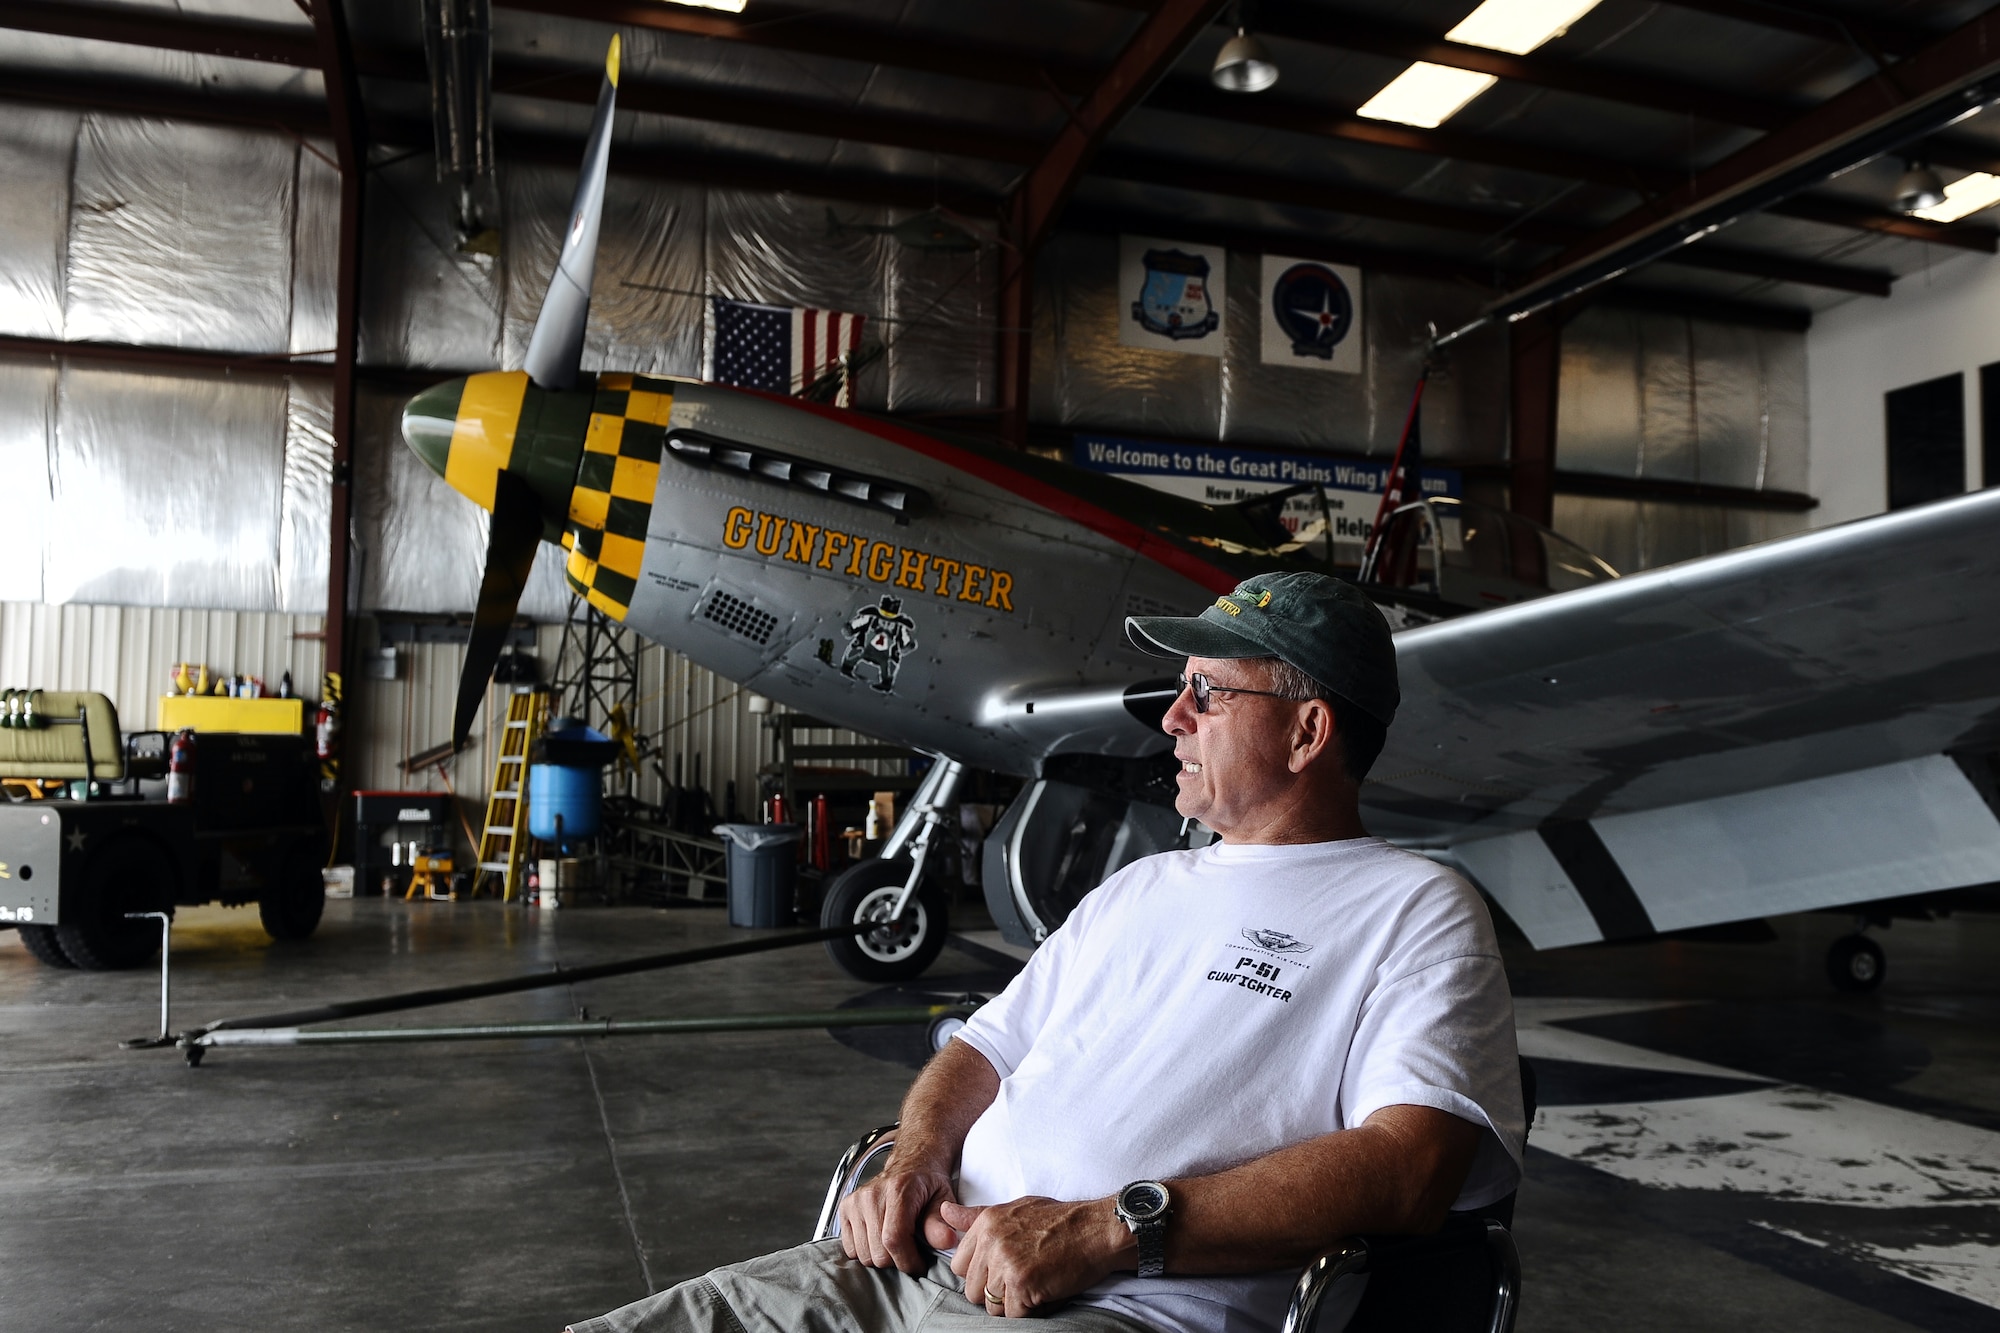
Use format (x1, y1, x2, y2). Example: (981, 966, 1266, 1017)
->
(833, 596, 917, 694)
(1131, 248, 1220, 341)
(1269, 263, 1354, 361)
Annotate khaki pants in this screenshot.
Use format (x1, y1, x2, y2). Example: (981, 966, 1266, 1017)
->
(569, 1239, 1157, 1333)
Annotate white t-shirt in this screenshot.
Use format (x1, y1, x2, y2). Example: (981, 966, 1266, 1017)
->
(951, 837, 1523, 1333)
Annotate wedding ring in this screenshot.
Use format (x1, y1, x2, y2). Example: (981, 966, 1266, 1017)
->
(984, 1287, 1004, 1304)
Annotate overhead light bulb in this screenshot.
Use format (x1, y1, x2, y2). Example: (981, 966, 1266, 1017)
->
(653, 0, 747, 11)
(1895, 160, 1948, 214)
(1212, 28, 1279, 93)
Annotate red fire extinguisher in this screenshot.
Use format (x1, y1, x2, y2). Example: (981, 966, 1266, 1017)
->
(810, 793, 831, 870)
(167, 728, 195, 804)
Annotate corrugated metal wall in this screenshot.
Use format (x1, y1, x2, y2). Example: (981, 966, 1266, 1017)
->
(0, 602, 898, 860)
(0, 602, 326, 734)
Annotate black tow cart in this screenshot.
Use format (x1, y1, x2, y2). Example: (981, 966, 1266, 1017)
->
(1, 691, 326, 970)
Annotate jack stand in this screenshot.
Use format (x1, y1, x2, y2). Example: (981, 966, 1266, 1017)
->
(118, 912, 174, 1050)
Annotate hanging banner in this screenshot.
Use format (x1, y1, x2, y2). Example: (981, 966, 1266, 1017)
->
(1071, 433, 1458, 555)
(1118, 235, 1226, 357)
(1259, 255, 1363, 374)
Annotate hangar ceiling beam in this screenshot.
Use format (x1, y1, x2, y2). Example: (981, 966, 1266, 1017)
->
(312, 0, 366, 731)
(25, 1, 1990, 263)
(1589, 286, 1809, 332)
(998, 0, 1227, 448)
(0, 72, 325, 134)
(1659, 0, 1935, 59)
(1451, 4, 2000, 339)
(1092, 152, 1894, 296)
(1144, 79, 1998, 254)
(492, 0, 1101, 97)
(1255, 8, 1794, 130)
(0, 333, 336, 378)
(0, 0, 316, 65)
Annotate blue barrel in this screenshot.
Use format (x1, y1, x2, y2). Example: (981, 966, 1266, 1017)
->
(528, 762, 600, 845)
(527, 718, 615, 848)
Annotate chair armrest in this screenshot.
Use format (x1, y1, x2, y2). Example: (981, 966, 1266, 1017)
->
(813, 1123, 901, 1241)
(1482, 1219, 1521, 1333)
(1280, 1241, 1370, 1333)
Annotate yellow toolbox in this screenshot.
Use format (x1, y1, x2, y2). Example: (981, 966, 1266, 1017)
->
(157, 696, 306, 735)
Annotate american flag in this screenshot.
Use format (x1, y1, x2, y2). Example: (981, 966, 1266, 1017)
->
(709, 297, 868, 407)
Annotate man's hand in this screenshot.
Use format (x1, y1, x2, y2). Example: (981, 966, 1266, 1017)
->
(838, 1163, 962, 1274)
(941, 1196, 1133, 1318)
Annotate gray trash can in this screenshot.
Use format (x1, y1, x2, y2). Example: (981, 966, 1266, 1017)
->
(714, 823, 802, 927)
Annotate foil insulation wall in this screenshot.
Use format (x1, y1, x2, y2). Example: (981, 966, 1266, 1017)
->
(0, 110, 338, 612)
(0, 104, 1808, 610)
(1028, 230, 1510, 461)
(1555, 305, 1810, 571)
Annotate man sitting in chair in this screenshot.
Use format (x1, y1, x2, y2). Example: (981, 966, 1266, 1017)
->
(570, 572, 1524, 1333)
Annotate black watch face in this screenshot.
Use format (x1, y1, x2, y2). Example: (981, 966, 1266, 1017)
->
(1123, 1182, 1168, 1221)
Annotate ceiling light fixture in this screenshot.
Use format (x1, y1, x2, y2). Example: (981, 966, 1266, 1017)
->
(654, 0, 747, 12)
(1911, 170, 2000, 222)
(1445, 0, 1604, 54)
(1358, 64, 1496, 127)
(1894, 161, 1947, 213)
(1212, 27, 1280, 93)
(1358, 0, 1603, 127)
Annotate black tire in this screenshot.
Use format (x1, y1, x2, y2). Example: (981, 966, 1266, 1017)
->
(820, 858, 949, 983)
(260, 838, 326, 941)
(17, 923, 76, 968)
(1827, 933, 1886, 992)
(55, 836, 173, 971)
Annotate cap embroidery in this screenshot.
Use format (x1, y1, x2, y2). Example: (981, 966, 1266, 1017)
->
(1215, 597, 1241, 616)
(1255, 590, 1272, 607)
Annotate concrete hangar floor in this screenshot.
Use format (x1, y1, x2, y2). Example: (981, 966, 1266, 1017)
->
(3, 897, 1998, 1333)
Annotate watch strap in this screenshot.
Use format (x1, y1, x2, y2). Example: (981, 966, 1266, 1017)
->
(1133, 1217, 1167, 1278)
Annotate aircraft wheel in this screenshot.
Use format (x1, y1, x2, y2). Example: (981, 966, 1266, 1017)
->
(259, 838, 326, 942)
(55, 835, 172, 971)
(17, 923, 77, 968)
(820, 858, 948, 984)
(1826, 933, 1886, 993)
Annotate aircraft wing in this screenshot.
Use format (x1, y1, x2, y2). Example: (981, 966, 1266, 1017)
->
(1362, 487, 2000, 948)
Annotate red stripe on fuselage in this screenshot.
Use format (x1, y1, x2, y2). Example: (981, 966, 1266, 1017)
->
(729, 389, 1239, 595)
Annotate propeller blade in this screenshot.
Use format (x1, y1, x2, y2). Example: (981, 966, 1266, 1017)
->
(453, 471, 544, 754)
(521, 35, 620, 391)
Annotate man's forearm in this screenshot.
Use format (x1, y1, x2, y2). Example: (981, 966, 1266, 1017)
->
(1160, 1105, 1483, 1274)
(889, 1038, 1000, 1174)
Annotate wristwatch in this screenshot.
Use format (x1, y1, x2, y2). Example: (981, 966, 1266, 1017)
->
(1115, 1180, 1171, 1278)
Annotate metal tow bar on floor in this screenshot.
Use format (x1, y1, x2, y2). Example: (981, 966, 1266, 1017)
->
(194, 1005, 980, 1049)
(128, 920, 971, 1066)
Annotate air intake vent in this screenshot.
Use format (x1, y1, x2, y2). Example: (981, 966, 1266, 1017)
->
(702, 591, 778, 646)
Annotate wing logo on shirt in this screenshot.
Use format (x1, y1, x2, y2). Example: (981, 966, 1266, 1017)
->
(1242, 928, 1313, 955)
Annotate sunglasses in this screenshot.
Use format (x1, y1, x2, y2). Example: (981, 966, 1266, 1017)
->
(1177, 671, 1294, 714)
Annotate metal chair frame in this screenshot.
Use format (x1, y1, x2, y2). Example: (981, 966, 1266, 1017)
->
(814, 1124, 1520, 1333)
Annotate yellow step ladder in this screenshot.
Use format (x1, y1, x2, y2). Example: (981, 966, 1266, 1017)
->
(475, 688, 547, 900)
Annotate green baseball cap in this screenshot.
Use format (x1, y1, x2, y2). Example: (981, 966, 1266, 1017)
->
(1125, 571, 1400, 725)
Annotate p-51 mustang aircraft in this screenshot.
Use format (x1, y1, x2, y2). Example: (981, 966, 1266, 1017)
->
(403, 41, 2000, 989)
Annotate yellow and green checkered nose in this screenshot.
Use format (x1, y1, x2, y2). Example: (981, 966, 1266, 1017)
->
(400, 370, 666, 621)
